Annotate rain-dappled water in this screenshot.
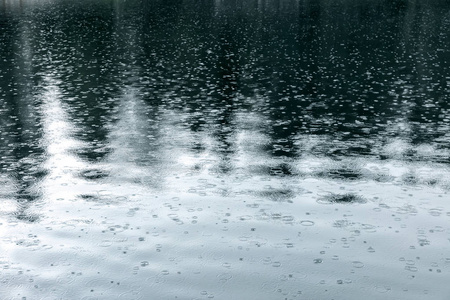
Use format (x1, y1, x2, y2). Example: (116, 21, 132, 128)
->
(1, 0, 450, 299)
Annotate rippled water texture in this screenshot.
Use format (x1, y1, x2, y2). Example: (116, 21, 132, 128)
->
(1, 0, 450, 299)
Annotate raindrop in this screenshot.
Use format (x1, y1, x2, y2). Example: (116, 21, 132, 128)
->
(140, 261, 149, 267)
(262, 257, 272, 265)
(300, 220, 315, 226)
(272, 261, 282, 267)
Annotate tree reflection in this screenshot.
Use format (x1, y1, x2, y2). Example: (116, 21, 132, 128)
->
(2, 0, 450, 221)
(0, 6, 45, 221)
(213, 11, 240, 174)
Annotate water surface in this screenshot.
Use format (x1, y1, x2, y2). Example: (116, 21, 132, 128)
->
(1, 0, 450, 299)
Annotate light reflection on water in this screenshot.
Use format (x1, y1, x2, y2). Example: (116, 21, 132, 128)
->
(1, 0, 450, 299)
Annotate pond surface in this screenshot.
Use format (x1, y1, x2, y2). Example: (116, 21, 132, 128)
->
(1, 0, 450, 299)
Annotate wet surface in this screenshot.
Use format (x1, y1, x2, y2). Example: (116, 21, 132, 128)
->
(1, 0, 450, 299)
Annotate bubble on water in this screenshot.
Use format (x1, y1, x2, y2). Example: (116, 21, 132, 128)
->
(352, 261, 364, 268)
(262, 257, 272, 265)
(282, 215, 294, 223)
(429, 208, 442, 217)
(140, 261, 149, 267)
(300, 220, 315, 226)
(313, 258, 322, 264)
(431, 226, 444, 232)
(362, 224, 377, 233)
(272, 261, 282, 267)
(406, 260, 415, 266)
(271, 213, 282, 220)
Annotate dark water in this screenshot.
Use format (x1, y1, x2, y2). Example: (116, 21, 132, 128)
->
(1, 0, 450, 299)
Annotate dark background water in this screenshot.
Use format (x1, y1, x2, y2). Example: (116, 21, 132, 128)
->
(2, 0, 450, 156)
(2, 0, 450, 215)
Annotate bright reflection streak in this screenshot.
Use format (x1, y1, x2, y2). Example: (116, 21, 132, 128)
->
(177, 154, 197, 167)
(39, 75, 87, 201)
(0, 176, 17, 216)
(105, 86, 165, 189)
